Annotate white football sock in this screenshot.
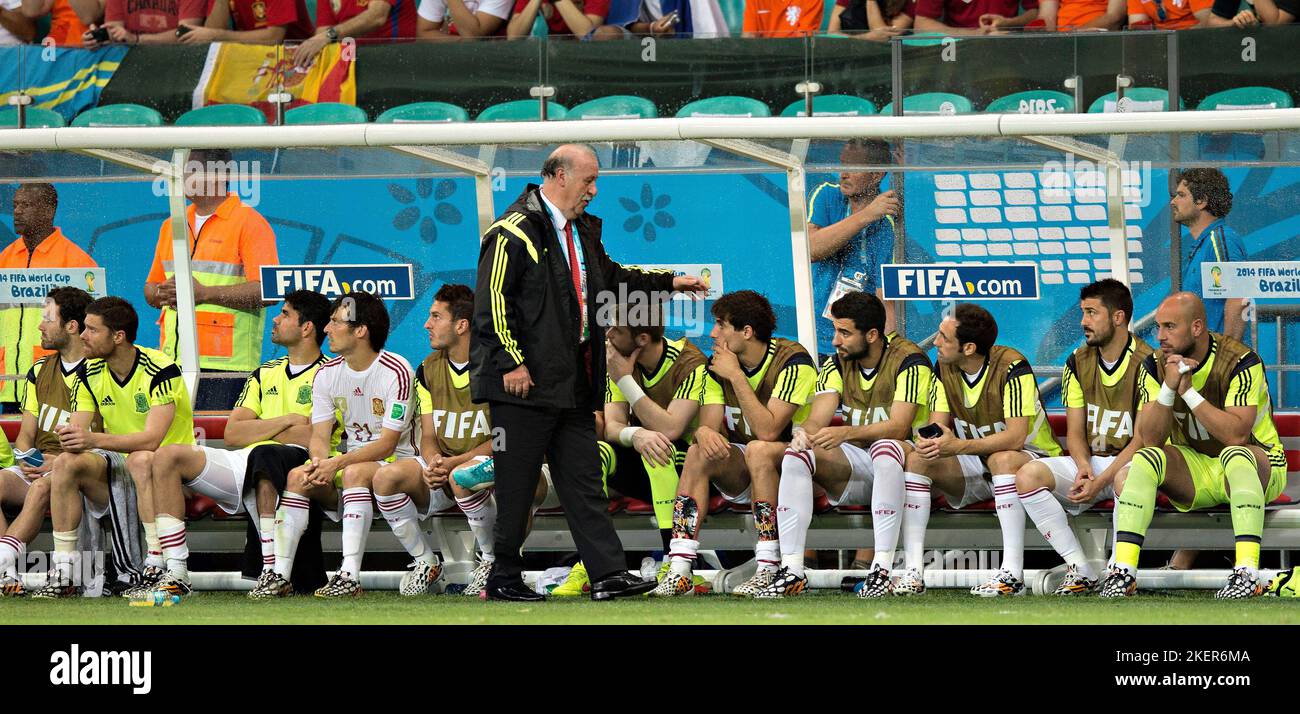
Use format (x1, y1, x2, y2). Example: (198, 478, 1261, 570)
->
(273, 492, 311, 580)
(1020, 487, 1094, 579)
(257, 516, 276, 572)
(340, 487, 374, 577)
(668, 537, 698, 577)
(376, 492, 435, 564)
(777, 449, 814, 578)
(456, 489, 497, 562)
(142, 520, 164, 569)
(0, 535, 24, 579)
(156, 514, 189, 580)
(992, 474, 1025, 579)
(903, 473, 932, 572)
(869, 440, 906, 571)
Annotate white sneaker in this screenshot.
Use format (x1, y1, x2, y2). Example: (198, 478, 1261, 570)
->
(731, 568, 778, 598)
(970, 569, 1026, 597)
(399, 560, 442, 596)
(463, 558, 492, 597)
(893, 568, 926, 596)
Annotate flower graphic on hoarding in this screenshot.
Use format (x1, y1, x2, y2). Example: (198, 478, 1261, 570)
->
(619, 183, 674, 242)
(390, 179, 463, 243)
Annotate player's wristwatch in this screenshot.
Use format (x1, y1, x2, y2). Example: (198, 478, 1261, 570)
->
(325, 26, 339, 42)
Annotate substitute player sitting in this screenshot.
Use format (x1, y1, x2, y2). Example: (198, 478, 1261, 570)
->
(148, 290, 333, 600)
(1100, 292, 1287, 599)
(653, 290, 816, 598)
(274, 292, 419, 598)
(1015, 279, 1154, 595)
(760, 291, 932, 599)
(0, 288, 97, 596)
(36, 297, 195, 599)
(553, 301, 707, 596)
(905, 303, 1061, 597)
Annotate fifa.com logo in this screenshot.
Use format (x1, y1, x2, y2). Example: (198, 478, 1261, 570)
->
(151, 159, 263, 208)
(1038, 155, 1154, 209)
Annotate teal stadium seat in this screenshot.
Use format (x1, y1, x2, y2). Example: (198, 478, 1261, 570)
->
(676, 96, 770, 117)
(879, 92, 974, 116)
(174, 104, 267, 126)
(283, 102, 368, 125)
(1087, 87, 1184, 113)
(0, 107, 65, 128)
(984, 90, 1075, 114)
(780, 94, 876, 117)
(375, 102, 470, 123)
(1196, 86, 1294, 111)
(476, 99, 569, 121)
(568, 95, 658, 119)
(71, 103, 164, 127)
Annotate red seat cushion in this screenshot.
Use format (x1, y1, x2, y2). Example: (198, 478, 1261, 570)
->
(624, 498, 654, 514)
(185, 494, 218, 520)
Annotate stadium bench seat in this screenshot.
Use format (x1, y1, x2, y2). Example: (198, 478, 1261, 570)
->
(1196, 86, 1294, 111)
(984, 89, 1075, 115)
(0, 106, 66, 128)
(71, 103, 164, 127)
(174, 104, 267, 126)
(283, 102, 368, 125)
(779, 94, 877, 117)
(568, 95, 658, 120)
(676, 96, 771, 118)
(879, 92, 974, 116)
(1087, 88, 1185, 114)
(476, 100, 569, 122)
(374, 101, 470, 123)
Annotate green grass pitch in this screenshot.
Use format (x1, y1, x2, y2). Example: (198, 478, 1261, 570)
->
(2, 591, 1296, 625)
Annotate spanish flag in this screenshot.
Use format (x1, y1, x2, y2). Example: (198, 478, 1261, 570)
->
(194, 42, 356, 123)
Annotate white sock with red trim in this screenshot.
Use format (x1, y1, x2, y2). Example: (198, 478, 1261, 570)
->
(340, 487, 374, 577)
(156, 514, 189, 580)
(376, 492, 435, 564)
(992, 474, 1025, 580)
(456, 489, 497, 562)
(1020, 487, 1094, 579)
(869, 440, 905, 571)
(274, 492, 311, 580)
(777, 448, 814, 578)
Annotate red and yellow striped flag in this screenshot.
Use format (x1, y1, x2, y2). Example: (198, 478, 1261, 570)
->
(194, 42, 356, 122)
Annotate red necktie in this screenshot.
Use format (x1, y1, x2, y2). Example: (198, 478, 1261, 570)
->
(563, 221, 586, 341)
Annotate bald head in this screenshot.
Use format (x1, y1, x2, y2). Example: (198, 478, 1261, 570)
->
(540, 144, 599, 221)
(1155, 291, 1208, 357)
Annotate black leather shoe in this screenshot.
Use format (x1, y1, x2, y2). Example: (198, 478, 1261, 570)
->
(590, 572, 656, 601)
(484, 582, 545, 602)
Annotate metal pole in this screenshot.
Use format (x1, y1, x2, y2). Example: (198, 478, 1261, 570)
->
(166, 149, 201, 399)
(787, 164, 817, 357)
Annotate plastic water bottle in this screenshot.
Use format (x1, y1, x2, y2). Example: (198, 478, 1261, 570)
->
(129, 591, 181, 607)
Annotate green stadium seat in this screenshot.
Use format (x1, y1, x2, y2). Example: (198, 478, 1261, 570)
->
(901, 32, 953, 47)
(568, 95, 658, 120)
(1087, 88, 1184, 113)
(0, 107, 66, 128)
(283, 102, 368, 125)
(676, 96, 771, 118)
(174, 104, 267, 126)
(984, 90, 1075, 114)
(780, 94, 877, 117)
(476, 100, 569, 122)
(375, 102, 470, 123)
(879, 92, 973, 116)
(70, 103, 164, 127)
(1196, 86, 1294, 111)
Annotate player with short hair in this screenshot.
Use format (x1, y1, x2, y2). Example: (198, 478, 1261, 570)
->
(269, 292, 419, 598)
(758, 291, 932, 598)
(34, 297, 195, 599)
(145, 290, 333, 599)
(0, 287, 98, 596)
(552, 300, 707, 596)
(905, 303, 1062, 597)
(1100, 292, 1287, 599)
(653, 290, 817, 598)
(1014, 279, 1154, 595)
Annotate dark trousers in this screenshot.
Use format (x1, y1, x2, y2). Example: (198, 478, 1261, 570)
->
(239, 443, 327, 594)
(488, 402, 626, 587)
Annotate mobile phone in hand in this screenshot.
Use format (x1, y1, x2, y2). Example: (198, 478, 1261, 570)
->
(176, 24, 192, 36)
(917, 423, 942, 440)
(89, 26, 110, 42)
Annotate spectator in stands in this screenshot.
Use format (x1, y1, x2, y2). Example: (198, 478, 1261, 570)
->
(1126, 0, 1212, 28)
(828, 0, 914, 39)
(21, 0, 101, 46)
(416, 0, 513, 38)
(0, 0, 36, 44)
(1206, 0, 1296, 25)
(1, 184, 97, 413)
(177, 0, 314, 43)
(914, 0, 1038, 32)
(1038, 0, 1126, 29)
(292, 0, 416, 67)
(508, 0, 607, 36)
(806, 139, 898, 360)
(82, 0, 204, 47)
(741, 0, 823, 36)
(143, 149, 279, 411)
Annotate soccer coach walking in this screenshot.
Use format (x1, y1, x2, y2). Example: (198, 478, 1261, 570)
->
(471, 144, 706, 601)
